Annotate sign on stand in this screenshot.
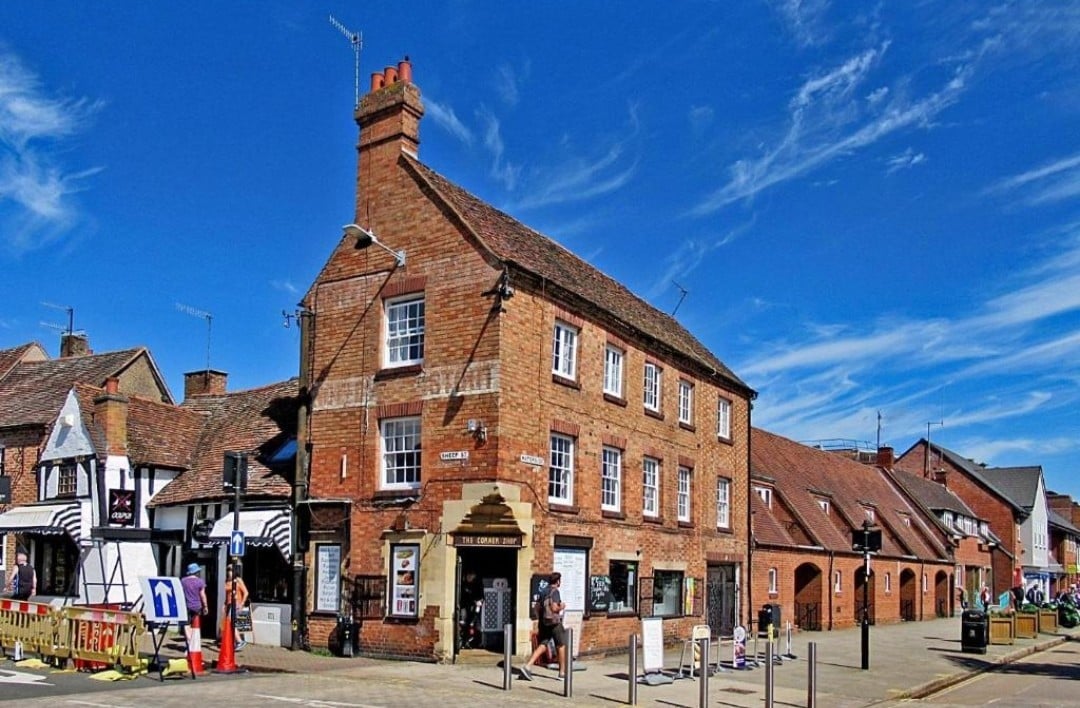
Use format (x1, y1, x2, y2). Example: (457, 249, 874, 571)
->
(140, 576, 188, 624)
(733, 625, 747, 669)
(639, 616, 674, 684)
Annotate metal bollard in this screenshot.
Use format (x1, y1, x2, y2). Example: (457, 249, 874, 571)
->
(698, 637, 709, 708)
(807, 641, 817, 708)
(764, 639, 774, 708)
(752, 621, 760, 666)
(628, 633, 638, 705)
(564, 627, 574, 698)
(503, 623, 513, 691)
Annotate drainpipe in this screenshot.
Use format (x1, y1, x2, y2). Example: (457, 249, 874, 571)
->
(827, 550, 835, 630)
(745, 398, 754, 629)
(291, 308, 314, 650)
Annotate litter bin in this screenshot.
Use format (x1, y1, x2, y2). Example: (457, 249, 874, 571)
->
(961, 609, 988, 654)
(758, 605, 775, 637)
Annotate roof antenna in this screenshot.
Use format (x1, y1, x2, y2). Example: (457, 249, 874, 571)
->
(329, 14, 363, 109)
(876, 410, 883, 450)
(41, 301, 75, 335)
(671, 281, 689, 316)
(924, 419, 944, 479)
(176, 303, 214, 372)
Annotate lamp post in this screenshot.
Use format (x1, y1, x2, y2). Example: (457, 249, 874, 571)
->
(852, 520, 881, 671)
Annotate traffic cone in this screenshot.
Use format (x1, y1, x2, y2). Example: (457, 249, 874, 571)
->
(187, 613, 205, 676)
(214, 609, 240, 673)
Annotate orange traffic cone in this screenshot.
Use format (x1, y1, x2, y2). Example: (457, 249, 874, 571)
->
(214, 609, 241, 673)
(187, 613, 205, 676)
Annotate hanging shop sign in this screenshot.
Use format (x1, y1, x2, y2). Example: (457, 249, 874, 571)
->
(108, 489, 136, 526)
(451, 533, 523, 547)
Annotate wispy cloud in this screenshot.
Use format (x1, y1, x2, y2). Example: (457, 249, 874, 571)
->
(0, 49, 102, 253)
(493, 61, 528, 107)
(646, 215, 757, 299)
(770, 0, 833, 48)
(270, 279, 299, 295)
(886, 147, 926, 174)
(986, 151, 1080, 206)
(689, 105, 715, 135)
(476, 107, 520, 191)
(425, 98, 473, 146)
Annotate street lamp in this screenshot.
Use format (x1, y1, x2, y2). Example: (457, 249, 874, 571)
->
(852, 520, 882, 670)
(344, 224, 406, 266)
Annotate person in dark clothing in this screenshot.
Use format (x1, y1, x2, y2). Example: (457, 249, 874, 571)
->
(520, 572, 566, 680)
(6, 551, 36, 600)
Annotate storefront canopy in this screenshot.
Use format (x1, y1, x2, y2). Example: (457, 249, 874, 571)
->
(209, 508, 291, 560)
(0, 501, 81, 541)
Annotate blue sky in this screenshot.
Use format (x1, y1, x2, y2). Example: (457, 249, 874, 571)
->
(2, 4, 1078, 498)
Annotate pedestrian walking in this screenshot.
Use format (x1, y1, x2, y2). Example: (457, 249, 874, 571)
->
(519, 571, 566, 680)
(5, 550, 36, 600)
(180, 562, 208, 644)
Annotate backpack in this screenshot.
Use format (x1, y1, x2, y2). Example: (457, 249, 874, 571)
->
(531, 579, 551, 621)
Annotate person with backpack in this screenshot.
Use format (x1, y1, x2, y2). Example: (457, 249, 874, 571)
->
(6, 550, 36, 600)
(519, 572, 566, 681)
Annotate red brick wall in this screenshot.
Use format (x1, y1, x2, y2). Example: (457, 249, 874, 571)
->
(0, 428, 47, 565)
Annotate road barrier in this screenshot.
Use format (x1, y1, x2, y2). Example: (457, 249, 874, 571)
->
(0, 599, 146, 670)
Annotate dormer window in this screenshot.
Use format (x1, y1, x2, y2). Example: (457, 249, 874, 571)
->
(817, 498, 830, 514)
(57, 460, 77, 497)
(754, 486, 772, 508)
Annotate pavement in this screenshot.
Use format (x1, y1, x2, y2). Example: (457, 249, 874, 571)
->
(141, 615, 1078, 706)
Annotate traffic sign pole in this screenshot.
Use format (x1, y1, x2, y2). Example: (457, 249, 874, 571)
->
(217, 451, 247, 674)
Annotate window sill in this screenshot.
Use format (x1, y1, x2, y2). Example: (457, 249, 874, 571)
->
(605, 610, 638, 619)
(677, 521, 693, 529)
(678, 421, 696, 432)
(375, 364, 423, 381)
(601, 510, 626, 520)
(644, 408, 664, 421)
(552, 374, 581, 390)
(716, 434, 734, 446)
(603, 393, 627, 407)
(373, 489, 420, 503)
(715, 526, 733, 535)
(549, 503, 580, 515)
(643, 515, 663, 525)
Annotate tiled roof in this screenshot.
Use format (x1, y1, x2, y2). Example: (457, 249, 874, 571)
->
(72, 383, 206, 470)
(0, 342, 47, 382)
(888, 468, 977, 518)
(403, 157, 751, 395)
(150, 379, 299, 506)
(979, 466, 1042, 510)
(898, 440, 1027, 515)
(1049, 509, 1080, 535)
(751, 428, 948, 559)
(0, 349, 146, 429)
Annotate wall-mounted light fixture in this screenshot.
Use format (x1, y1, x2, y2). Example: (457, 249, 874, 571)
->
(344, 223, 406, 266)
(466, 418, 487, 443)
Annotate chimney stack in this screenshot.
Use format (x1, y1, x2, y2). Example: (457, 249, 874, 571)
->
(876, 446, 894, 468)
(94, 376, 128, 457)
(184, 369, 228, 400)
(356, 56, 422, 220)
(60, 333, 91, 358)
(933, 468, 948, 487)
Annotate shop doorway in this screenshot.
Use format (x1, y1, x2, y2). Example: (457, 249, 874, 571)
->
(706, 563, 737, 638)
(455, 547, 518, 655)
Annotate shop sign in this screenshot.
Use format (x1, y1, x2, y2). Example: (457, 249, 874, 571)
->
(452, 533, 523, 548)
(108, 489, 135, 526)
(389, 543, 419, 618)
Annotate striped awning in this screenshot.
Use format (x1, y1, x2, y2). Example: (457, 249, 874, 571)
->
(209, 508, 291, 560)
(0, 502, 81, 541)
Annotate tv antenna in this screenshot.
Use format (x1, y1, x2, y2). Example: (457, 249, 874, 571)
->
(41, 301, 75, 335)
(924, 419, 944, 478)
(329, 14, 363, 108)
(671, 281, 689, 316)
(176, 303, 214, 372)
(876, 410, 883, 450)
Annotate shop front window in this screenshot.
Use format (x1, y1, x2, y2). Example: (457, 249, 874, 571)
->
(609, 560, 638, 614)
(653, 570, 684, 617)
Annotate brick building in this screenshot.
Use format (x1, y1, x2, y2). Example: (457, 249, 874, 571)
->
(297, 59, 754, 661)
(749, 431, 955, 632)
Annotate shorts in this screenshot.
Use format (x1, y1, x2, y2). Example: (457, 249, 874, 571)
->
(541, 622, 567, 648)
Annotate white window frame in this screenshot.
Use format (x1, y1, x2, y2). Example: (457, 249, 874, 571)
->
(818, 498, 830, 514)
(768, 568, 778, 594)
(642, 457, 660, 518)
(384, 294, 425, 368)
(603, 345, 624, 397)
(717, 397, 731, 439)
(601, 446, 622, 512)
(754, 485, 772, 508)
(922, 574, 928, 593)
(678, 380, 693, 425)
(549, 433, 575, 505)
(885, 572, 892, 593)
(834, 570, 842, 593)
(864, 507, 875, 522)
(677, 466, 691, 523)
(716, 477, 731, 529)
(380, 416, 422, 490)
(552, 321, 579, 380)
(643, 362, 661, 412)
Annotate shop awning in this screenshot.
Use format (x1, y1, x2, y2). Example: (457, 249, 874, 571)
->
(0, 501, 81, 541)
(209, 508, 291, 560)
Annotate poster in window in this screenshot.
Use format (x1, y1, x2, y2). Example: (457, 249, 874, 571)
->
(315, 544, 342, 613)
(389, 543, 419, 618)
(553, 547, 587, 612)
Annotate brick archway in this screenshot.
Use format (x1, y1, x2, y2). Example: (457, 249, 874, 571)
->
(899, 568, 917, 621)
(793, 563, 823, 630)
(934, 570, 949, 617)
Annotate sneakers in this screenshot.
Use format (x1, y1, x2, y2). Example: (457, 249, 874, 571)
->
(518, 665, 532, 681)
(235, 641, 247, 650)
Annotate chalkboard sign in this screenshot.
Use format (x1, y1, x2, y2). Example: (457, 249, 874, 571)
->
(589, 575, 612, 613)
(529, 573, 551, 620)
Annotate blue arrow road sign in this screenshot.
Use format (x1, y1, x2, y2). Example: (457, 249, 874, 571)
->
(230, 529, 246, 557)
(149, 578, 178, 619)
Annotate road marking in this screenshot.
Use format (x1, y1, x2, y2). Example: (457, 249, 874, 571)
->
(67, 702, 134, 708)
(255, 695, 385, 708)
(0, 669, 53, 686)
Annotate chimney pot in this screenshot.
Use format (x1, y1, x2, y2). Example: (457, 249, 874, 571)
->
(105, 377, 119, 395)
(397, 58, 412, 84)
(383, 66, 398, 84)
(370, 72, 385, 91)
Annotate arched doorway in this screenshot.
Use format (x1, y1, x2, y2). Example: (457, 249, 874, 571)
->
(855, 567, 876, 625)
(934, 571, 949, 617)
(793, 563, 823, 630)
(899, 569, 917, 621)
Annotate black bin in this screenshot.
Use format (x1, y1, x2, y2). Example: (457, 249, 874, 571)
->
(961, 609, 988, 654)
(758, 604, 782, 637)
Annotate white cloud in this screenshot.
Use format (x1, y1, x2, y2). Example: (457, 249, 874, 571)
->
(425, 98, 474, 146)
(0, 49, 102, 252)
(476, 107, 520, 191)
(771, 0, 833, 48)
(270, 279, 299, 295)
(886, 147, 927, 174)
(645, 216, 756, 299)
(493, 61, 527, 107)
(986, 151, 1080, 206)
